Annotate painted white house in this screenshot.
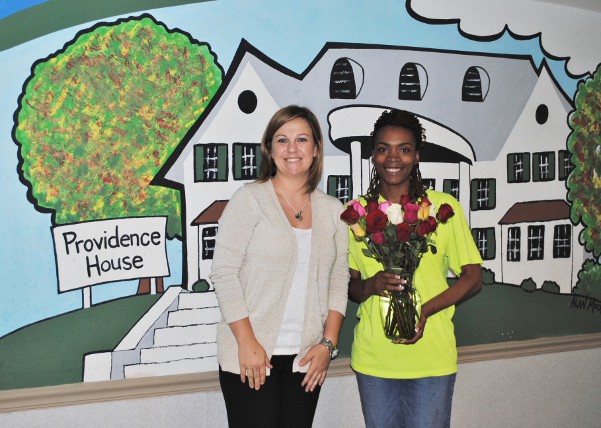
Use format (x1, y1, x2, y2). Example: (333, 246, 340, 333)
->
(155, 40, 589, 294)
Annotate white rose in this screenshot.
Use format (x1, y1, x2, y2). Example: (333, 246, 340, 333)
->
(429, 203, 437, 218)
(386, 203, 404, 225)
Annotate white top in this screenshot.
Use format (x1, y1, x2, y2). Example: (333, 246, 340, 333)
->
(273, 227, 312, 355)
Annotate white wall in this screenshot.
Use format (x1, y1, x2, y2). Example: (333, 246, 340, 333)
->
(1, 347, 600, 428)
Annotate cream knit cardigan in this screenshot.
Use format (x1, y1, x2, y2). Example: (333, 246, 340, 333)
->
(209, 180, 349, 374)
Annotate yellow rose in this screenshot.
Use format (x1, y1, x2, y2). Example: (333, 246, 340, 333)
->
(418, 205, 430, 220)
(350, 223, 366, 238)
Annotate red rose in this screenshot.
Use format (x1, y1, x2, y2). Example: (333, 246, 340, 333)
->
(427, 216, 438, 233)
(366, 210, 387, 233)
(371, 231, 385, 245)
(340, 206, 360, 224)
(416, 220, 430, 236)
(436, 203, 455, 223)
(403, 203, 419, 224)
(400, 194, 411, 209)
(396, 223, 412, 242)
(365, 198, 380, 213)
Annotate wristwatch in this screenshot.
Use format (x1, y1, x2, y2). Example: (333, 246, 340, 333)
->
(319, 337, 338, 359)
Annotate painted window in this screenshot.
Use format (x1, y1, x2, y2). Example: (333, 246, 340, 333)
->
(470, 179, 496, 210)
(398, 62, 426, 100)
(443, 179, 459, 199)
(462, 66, 489, 102)
(527, 225, 545, 260)
(194, 144, 228, 182)
(201, 226, 217, 259)
(330, 58, 359, 99)
(507, 153, 531, 183)
(553, 224, 571, 258)
(472, 227, 496, 260)
(558, 150, 573, 180)
(327, 175, 352, 204)
(422, 178, 435, 191)
(507, 227, 521, 262)
(533, 152, 555, 182)
(233, 143, 261, 180)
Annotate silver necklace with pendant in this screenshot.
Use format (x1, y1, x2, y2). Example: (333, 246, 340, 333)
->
(274, 177, 309, 221)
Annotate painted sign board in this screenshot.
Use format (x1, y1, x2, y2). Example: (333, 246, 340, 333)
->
(52, 217, 170, 292)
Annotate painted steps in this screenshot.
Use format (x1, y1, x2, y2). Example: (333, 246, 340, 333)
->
(123, 290, 221, 379)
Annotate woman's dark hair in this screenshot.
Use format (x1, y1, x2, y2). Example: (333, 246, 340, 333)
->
(256, 105, 323, 194)
(365, 109, 427, 202)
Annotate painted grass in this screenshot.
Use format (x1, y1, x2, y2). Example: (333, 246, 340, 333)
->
(0, 293, 160, 391)
(339, 283, 601, 357)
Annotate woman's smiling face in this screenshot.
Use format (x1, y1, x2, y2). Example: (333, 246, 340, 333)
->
(271, 117, 317, 180)
(372, 125, 420, 194)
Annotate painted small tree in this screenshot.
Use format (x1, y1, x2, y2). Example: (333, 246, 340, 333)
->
(13, 15, 222, 294)
(567, 63, 601, 296)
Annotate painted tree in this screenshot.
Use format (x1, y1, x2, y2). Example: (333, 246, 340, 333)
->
(14, 15, 222, 292)
(567, 64, 601, 258)
(567, 63, 601, 297)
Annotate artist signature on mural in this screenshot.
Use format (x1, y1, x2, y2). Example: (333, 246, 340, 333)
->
(570, 295, 601, 315)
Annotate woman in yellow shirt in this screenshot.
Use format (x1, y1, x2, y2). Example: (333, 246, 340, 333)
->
(347, 109, 483, 428)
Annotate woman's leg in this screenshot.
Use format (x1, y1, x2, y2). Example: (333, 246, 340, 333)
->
(219, 366, 280, 428)
(275, 355, 321, 427)
(355, 371, 456, 428)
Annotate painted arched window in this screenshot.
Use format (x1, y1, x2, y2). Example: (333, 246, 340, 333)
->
(462, 66, 490, 102)
(330, 57, 364, 99)
(398, 62, 428, 100)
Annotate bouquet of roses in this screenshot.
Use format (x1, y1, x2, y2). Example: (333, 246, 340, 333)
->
(341, 195, 455, 341)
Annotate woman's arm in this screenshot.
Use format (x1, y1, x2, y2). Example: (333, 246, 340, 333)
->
(210, 187, 274, 388)
(348, 268, 405, 303)
(299, 309, 344, 392)
(298, 205, 349, 392)
(402, 263, 482, 344)
(228, 317, 273, 390)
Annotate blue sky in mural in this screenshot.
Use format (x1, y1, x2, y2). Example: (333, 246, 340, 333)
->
(0, 0, 47, 20)
(0, 0, 581, 337)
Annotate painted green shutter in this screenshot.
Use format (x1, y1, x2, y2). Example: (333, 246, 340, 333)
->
(327, 176, 337, 197)
(233, 144, 242, 179)
(488, 179, 496, 209)
(507, 154, 515, 183)
(217, 145, 228, 181)
(533, 153, 540, 181)
(548, 152, 556, 180)
(487, 228, 496, 259)
(194, 145, 204, 182)
(254, 144, 262, 178)
(470, 180, 479, 210)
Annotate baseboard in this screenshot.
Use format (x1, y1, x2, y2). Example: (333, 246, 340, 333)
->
(2, 333, 600, 414)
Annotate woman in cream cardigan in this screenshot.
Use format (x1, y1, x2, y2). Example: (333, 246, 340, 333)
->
(210, 105, 349, 428)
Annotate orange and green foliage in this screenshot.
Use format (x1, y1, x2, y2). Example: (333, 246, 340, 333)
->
(567, 64, 601, 257)
(14, 16, 222, 238)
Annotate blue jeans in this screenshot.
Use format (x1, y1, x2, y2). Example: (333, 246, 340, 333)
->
(355, 372, 456, 428)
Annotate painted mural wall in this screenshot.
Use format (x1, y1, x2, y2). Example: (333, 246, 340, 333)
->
(0, 0, 600, 391)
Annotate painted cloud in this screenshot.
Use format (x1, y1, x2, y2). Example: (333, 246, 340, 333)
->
(409, 0, 601, 76)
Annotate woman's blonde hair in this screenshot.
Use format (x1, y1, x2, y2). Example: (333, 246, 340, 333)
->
(256, 105, 323, 194)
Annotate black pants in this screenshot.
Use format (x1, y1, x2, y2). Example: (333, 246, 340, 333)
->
(219, 355, 321, 428)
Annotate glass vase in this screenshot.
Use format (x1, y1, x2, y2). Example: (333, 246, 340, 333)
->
(379, 269, 422, 342)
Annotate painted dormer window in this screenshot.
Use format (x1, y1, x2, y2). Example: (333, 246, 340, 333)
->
(399, 62, 427, 100)
(462, 66, 489, 102)
(330, 57, 364, 99)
